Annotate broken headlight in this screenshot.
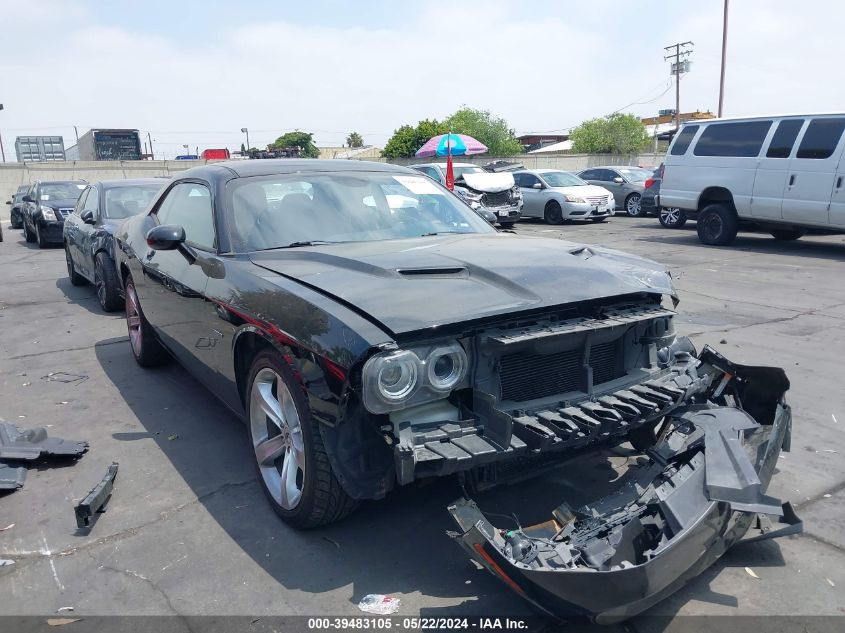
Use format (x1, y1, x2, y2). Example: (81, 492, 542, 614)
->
(362, 342, 469, 414)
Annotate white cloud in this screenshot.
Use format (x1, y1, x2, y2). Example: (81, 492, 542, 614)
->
(1, 0, 843, 157)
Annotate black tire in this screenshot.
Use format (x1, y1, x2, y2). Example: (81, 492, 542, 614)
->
(11, 211, 22, 230)
(246, 350, 357, 528)
(659, 207, 688, 229)
(696, 203, 738, 246)
(95, 252, 123, 312)
(24, 220, 36, 243)
(624, 193, 643, 217)
(770, 228, 804, 241)
(36, 223, 49, 248)
(544, 201, 563, 224)
(499, 221, 515, 229)
(124, 274, 170, 367)
(65, 246, 87, 286)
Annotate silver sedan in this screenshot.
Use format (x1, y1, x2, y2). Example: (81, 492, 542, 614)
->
(513, 169, 615, 224)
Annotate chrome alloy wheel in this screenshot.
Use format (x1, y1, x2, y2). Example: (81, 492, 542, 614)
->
(125, 282, 143, 357)
(249, 368, 306, 510)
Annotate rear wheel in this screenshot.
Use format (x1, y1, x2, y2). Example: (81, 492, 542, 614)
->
(65, 246, 87, 286)
(625, 193, 643, 217)
(544, 201, 563, 225)
(247, 351, 357, 528)
(659, 207, 687, 229)
(697, 203, 738, 246)
(770, 228, 804, 241)
(125, 274, 169, 367)
(11, 211, 22, 229)
(95, 252, 122, 312)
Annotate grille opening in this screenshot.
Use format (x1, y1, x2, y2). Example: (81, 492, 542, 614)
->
(498, 339, 625, 403)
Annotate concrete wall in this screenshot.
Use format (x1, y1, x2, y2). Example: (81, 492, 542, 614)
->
(1, 160, 205, 220)
(379, 152, 665, 170)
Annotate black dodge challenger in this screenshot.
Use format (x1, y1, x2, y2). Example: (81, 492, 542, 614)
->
(114, 159, 797, 620)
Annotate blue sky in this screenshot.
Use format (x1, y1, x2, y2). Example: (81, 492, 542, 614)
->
(2, 0, 843, 157)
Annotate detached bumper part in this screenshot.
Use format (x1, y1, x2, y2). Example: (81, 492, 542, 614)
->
(447, 350, 798, 621)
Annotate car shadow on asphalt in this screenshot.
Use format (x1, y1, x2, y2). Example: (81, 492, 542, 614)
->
(92, 335, 789, 623)
(635, 231, 845, 262)
(55, 277, 118, 316)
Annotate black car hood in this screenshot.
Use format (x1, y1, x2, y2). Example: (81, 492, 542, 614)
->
(250, 234, 677, 336)
(39, 198, 80, 209)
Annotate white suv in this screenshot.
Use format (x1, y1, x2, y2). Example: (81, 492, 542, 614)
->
(660, 113, 845, 245)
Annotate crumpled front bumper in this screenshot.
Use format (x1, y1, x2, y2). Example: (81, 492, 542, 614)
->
(447, 348, 800, 622)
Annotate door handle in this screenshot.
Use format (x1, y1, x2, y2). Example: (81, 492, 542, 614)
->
(788, 174, 796, 187)
(837, 176, 843, 190)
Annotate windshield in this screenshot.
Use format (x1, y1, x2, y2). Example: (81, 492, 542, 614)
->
(40, 183, 85, 201)
(104, 184, 164, 219)
(617, 167, 652, 183)
(453, 165, 484, 179)
(539, 171, 586, 187)
(228, 172, 494, 251)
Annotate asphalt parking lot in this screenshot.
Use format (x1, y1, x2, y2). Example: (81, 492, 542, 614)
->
(1, 215, 844, 628)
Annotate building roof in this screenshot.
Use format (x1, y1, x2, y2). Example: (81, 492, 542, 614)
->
(527, 140, 572, 153)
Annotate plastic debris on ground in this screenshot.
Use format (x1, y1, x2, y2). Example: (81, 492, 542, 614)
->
(745, 567, 760, 579)
(0, 463, 27, 490)
(358, 594, 401, 615)
(0, 421, 88, 495)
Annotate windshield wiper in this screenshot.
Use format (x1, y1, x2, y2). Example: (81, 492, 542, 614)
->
(420, 231, 464, 237)
(263, 240, 342, 250)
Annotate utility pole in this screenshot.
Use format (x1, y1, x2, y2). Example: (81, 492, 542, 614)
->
(718, 0, 729, 117)
(241, 127, 250, 154)
(147, 132, 155, 160)
(664, 41, 694, 132)
(74, 126, 79, 143)
(0, 103, 5, 163)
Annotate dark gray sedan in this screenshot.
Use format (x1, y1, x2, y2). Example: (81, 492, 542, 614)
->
(577, 165, 654, 217)
(63, 178, 166, 311)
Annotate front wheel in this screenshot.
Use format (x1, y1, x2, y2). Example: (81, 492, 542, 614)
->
(11, 212, 22, 229)
(35, 224, 49, 248)
(544, 201, 563, 225)
(24, 220, 35, 243)
(659, 207, 687, 229)
(499, 221, 515, 229)
(697, 203, 738, 246)
(65, 247, 87, 286)
(625, 193, 643, 217)
(95, 253, 123, 312)
(125, 274, 170, 367)
(247, 351, 357, 528)
(770, 228, 804, 241)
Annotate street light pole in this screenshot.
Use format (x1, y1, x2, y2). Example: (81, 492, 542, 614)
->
(718, 0, 729, 117)
(0, 103, 6, 163)
(241, 127, 250, 154)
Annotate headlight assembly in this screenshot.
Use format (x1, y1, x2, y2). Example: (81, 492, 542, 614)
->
(40, 205, 57, 221)
(362, 342, 469, 414)
(564, 195, 586, 203)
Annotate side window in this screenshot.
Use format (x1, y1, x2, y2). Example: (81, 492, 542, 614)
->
(579, 169, 598, 180)
(766, 120, 804, 158)
(418, 166, 441, 181)
(156, 182, 215, 250)
(670, 125, 699, 155)
(522, 174, 540, 187)
(795, 118, 845, 160)
(75, 189, 89, 213)
(83, 187, 99, 216)
(693, 121, 772, 157)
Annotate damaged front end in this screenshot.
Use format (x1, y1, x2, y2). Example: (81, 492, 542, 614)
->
(447, 348, 798, 621)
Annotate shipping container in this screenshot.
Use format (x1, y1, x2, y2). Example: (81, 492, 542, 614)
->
(66, 129, 143, 161)
(202, 148, 230, 160)
(14, 136, 66, 162)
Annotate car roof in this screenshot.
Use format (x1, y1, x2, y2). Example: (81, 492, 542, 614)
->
(686, 112, 845, 125)
(209, 159, 411, 179)
(36, 180, 87, 185)
(96, 178, 168, 189)
(582, 165, 649, 171)
(413, 162, 478, 168)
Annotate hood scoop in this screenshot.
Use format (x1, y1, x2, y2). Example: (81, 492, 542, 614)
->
(396, 266, 467, 277)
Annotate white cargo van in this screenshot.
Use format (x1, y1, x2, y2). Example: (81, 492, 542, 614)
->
(660, 113, 845, 245)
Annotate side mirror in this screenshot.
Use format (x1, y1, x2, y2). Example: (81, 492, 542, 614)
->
(613, 177, 625, 184)
(80, 210, 96, 225)
(4, 201, 10, 205)
(146, 224, 195, 264)
(22, 195, 33, 203)
(531, 182, 544, 189)
(146, 224, 186, 250)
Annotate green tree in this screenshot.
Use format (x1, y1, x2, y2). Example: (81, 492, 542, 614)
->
(443, 107, 522, 156)
(569, 113, 650, 154)
(270, 131, 320, 158)
(346, 132, 364, 148)
(382, 119, 448, 158)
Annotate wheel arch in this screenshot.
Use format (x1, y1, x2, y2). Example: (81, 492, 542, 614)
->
(697, 187, 736, 213)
